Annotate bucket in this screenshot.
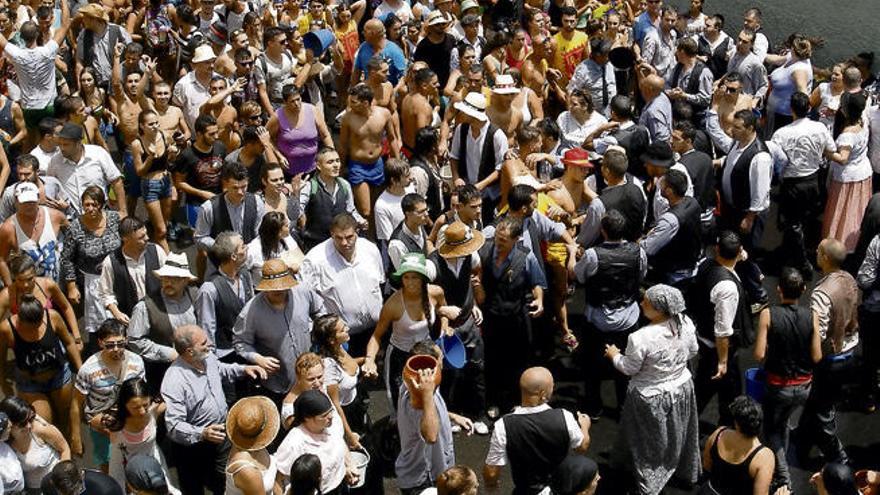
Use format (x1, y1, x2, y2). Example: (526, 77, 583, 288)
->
(436, 333, 466, 369)
(302, 29, 336, 58)
(745, 368, 765, 403)
(349, 448, 370, 489)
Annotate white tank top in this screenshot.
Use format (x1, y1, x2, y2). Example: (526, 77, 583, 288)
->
(225, 455, 278, 495)
(12, 206, 60, 280)
(520, 88, 533, 126)
(17, 431, 60, 488)
(390, 302, 435, 352)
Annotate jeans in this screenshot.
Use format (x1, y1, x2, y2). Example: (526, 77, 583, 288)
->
(796, 356, 854, 465)
(763, 382, 811, 487)
(695, 344, 742, 427)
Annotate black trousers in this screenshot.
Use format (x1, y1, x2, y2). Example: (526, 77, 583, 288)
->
(695, 344, 741, 427)
(717, 210, 768, 306)
(484, 309, 532, 414)
(580, 321, 635, 415)
(171, 439, 230, 495)
(778, 173, 822, 273)
(795, 356, 854, 465)
(441, 317, 487, 419)
(860, 307, 880, 399)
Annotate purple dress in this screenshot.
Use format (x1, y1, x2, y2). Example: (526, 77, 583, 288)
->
(276, 103, 319, 176)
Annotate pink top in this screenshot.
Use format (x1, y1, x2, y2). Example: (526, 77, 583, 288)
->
(276, 103, 319, 176)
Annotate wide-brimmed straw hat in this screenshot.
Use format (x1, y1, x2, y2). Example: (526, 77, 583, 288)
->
(192, 44, 217, 64)
(439, 221, 485, 258)
(78, 3, 109, 22)
(453, 92, 488, 122)
(226, 396, 280, 451)
(153, 252, 197, 280)
(492, 74, 520, 95)
(255, 258, 298, 291)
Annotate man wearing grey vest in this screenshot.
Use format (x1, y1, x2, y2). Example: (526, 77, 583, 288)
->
(128, 252, 198, 395)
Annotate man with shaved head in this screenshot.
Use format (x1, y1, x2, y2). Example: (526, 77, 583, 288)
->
(483, 367, 592, 493)
(352, 19, 408, 86)
(638, 71, 673, 143)
(795, 238, 859, 466)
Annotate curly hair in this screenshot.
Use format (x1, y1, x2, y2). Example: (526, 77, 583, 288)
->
(729, 395, 763, 437)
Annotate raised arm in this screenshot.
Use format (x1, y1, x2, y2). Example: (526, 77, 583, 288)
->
(52, 0, 71, 47)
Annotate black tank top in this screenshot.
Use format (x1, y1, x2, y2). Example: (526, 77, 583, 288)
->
(708, 427, 767, 495)
(10, 310, 65, 376)
(135, 133, 171, 176)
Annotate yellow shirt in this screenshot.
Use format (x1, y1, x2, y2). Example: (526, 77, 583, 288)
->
(552, 30, 588, 79)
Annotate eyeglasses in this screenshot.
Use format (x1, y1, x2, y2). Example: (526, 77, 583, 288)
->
(238, 60, 254, 66)
(245, 114, 263, 122)
(102, 340, 128, 349)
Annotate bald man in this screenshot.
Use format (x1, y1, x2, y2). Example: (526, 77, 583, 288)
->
(795, 238, 859, 466)
(352, 19, 408, 86)
(638, 71, 673, 143)
(484, 367, 592, 493)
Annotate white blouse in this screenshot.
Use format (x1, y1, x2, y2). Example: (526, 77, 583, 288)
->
(831, 128, 872, 183)
(612, 317, 699, 397)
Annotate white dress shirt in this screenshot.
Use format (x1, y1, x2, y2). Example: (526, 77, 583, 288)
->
(771, 118, 836, 178)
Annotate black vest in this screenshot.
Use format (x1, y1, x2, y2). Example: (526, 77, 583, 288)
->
(110, 244, 161, 317)
(611, 124, 650, 180)
(410, 156, 443, 220)
(389, 223, 427, 257)
(599, 179, 646, 242)
(697, 35, 733, 79)
(209, 270, 254, 352)
(765, 304, 815, 378)
(670, 60, 710, 114)
(651, 197, 703, 275)
(503, 408, 571, 495)
(479, 241, 532, 316)
(302, 177, 349, 248)
(143, 287, 197, 352)
(725, 138, 768, 212)
(586, 241, 642, 309)
(209, 193, 259, 243)
(678, 150, 716, 210)
(429, 250, 474, 327)
(690, 259, 751, 346)
(457, 123, 499, 184)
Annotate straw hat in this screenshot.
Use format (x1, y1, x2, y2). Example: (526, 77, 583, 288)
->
(438, 221, 485, 258)
(255, 258, 298, 291)
(192, 44, 217, 64)
(391, 253, 430, 282)
(453, 92, 488, 122)
(78, 3, 109, 22)
(226, 397, 280, 451)
(153, 252, 197, 280)
(426, 10, 450, 26)
(492, 74, 520, 95)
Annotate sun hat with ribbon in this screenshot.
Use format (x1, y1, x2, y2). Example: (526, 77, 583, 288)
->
(255, 258, 298, 291)
(492, 74, 520, 95)
(153, 252, 197, 280)
(226, 396, 280, 451)
(438, 221, 485, 258)
(453, 92, 488, 122)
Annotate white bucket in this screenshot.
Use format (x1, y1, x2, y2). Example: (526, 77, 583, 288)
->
(349, 448, 370, 489)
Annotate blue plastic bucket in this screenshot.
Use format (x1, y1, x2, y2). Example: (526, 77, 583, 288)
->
(436, 333, 466, 369)
(302, 29, 336, 58)
(745, 367, 765, 402)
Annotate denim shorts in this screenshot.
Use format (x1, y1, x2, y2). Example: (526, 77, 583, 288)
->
(15, 363, 72, 394)
(141, 173, 173, 202)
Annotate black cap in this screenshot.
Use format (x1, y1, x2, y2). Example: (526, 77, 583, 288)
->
(56, 122, 84, 141)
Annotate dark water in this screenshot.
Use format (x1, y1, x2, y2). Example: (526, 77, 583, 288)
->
(668, 0, 880, 68)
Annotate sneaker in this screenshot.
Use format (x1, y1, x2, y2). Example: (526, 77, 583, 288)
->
(166, 222, 180, 242)
(451, 424, 462, 434)
(473, 421, 490, 435)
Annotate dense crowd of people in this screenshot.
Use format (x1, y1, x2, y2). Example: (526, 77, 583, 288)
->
(0, 0, 878, 493)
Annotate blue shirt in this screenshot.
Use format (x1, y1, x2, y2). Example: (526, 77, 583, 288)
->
(354, 40, 408, 86)
(632, 11, 656, 47)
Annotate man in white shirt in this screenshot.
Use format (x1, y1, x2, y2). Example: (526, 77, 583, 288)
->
(484, 367, 591, 493)
(0, 0, 69, 147)
(47, 123, 127, 217)
(742, 8, 769, 62)
(299, 213, 385, 355)
(771, 92, 836, 277)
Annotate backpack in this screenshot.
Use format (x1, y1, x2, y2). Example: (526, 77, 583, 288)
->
(145, 5, 175, 53)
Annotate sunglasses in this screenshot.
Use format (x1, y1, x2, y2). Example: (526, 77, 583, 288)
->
(103, 340, 128, 349)
(237, 60, 254, 66)
(724, 86, 741, 94)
